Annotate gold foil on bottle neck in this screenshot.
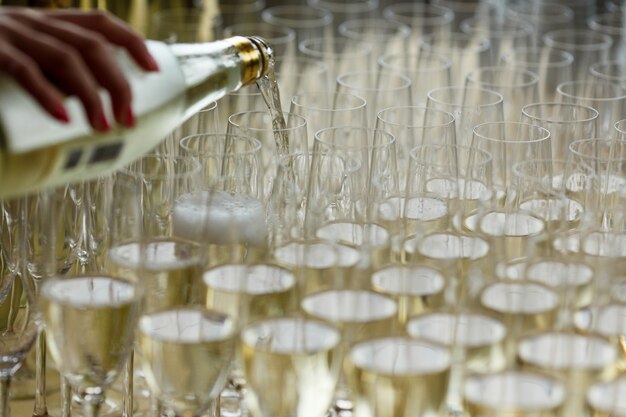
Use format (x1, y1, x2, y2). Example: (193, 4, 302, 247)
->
(228, 36, 264, 86)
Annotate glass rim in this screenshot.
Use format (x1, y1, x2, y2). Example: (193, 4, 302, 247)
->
(408, 143, 493, 167)
(500, 47, 574, 69)
(511, 158, 595, 179)
(517, 330, 616, 371)
(383, 3, 455, 26)
(119, 155, 202, 180)
(507, 2, 574, 24)
(298, 37, 372, 57)
(616, 119, 626, 134)
(426, 86, 504, 109)
(314, 126, 396, 150)
(337, 71, 412, 91)
(419, 32, 491, 52)
(377, 105, 455, 130)
(556, 80, 626, 102)
(463, 370, 566, 412)
(466, 66, 539, 88)
(431, 0, 483, 13)
(261, 5, 334, 28)
(378, 52, 452, 72)
(308, 0, 378, 13)
(222, 22, 296, 44)
(338, 18, 412, 41)
(521, 102, 599, 125)
(586, 377, 626, 414)
(151, 7, 223, 22)
(219, 0, 265, 13)
(291, 91, 367, 111)
(276, 56, 329, 75)
(179, 133, 263, 156)
(543, 29, 613, 51)
(590, 61, 626, 82)
(460, 16, 534, 37)
(472, 121, 551, 144)
(228, 110, 307, 132)
(568, 138, 626, 162)
(588, 13, 626, 36)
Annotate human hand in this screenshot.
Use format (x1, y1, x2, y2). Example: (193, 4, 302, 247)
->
(0, 7, 159, 131)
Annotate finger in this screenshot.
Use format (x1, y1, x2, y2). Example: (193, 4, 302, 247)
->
(9, 12, 134, 127)
(47, 10, 159, 72)
(0, 40, 69, 123)
(0, 18, 110, 131)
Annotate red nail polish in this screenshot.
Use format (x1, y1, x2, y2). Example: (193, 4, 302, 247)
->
(96, 112, 110, 132)
(52, 102, 70, 123)
(124, 107, 136, 127)
(146, 55, 159, 72)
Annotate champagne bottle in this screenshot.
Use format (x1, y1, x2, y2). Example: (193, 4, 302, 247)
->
(0, 35, 272, 198)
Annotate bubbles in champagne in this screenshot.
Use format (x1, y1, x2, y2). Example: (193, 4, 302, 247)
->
(172, 190, 268, 247)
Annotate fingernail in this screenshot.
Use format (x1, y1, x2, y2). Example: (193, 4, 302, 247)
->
(146, 55, 159, 71)
(52, 102, 70, 123)
(95, 112, 110, 132)
(123, 107, 135, 127)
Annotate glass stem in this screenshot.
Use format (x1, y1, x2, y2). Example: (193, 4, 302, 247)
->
(61, 377, 72, 417)
(0, 377, 10, 417)
(32, 328, 47, 417)
(123, 352, 134, 417)
(149, 395, 162, 417)
(82, 393, 104, 417)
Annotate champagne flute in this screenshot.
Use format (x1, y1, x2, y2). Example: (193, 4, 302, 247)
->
(40, 274, 141, 417)
(543, 29, 612, 81)
(556, 80, 626, 138)
(138, 307, 236, 417)
(0, 271, 38, 417)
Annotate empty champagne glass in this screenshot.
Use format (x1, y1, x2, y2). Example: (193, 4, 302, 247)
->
(150, 8, 222, 43)
(461, 15, 534, 66)
(336, 71, 412, 127)
(338, 18, 411, 68)
(426, 86, 504, 148)
(500, 47, 574, 102)
(419, 32, 492, 87)
(465, 66, 539, 124)
(543, 29, 613, 81)
(375, 106, 456, 191)
(506, 2, 574, 45)
(556, 80, 626, 138)
(590, 61, 626, 88)
(587, 13, 626, 61)
(378, 52, 452, 105)
(308, 0, 379, 32)
(521, 103, 598, 161)
(383, 3, 454, 46)
(275, 57, 329, 110)
(289, 92, 367, 148)
(299, 38, 373, 90)
(261, 5, 333, 50)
